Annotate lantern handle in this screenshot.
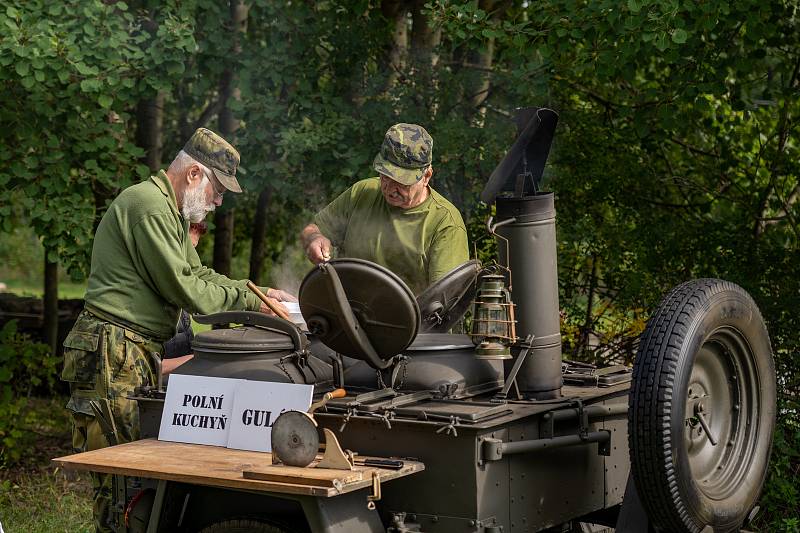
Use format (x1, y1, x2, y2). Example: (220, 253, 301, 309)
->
(486, 216, 516, 292)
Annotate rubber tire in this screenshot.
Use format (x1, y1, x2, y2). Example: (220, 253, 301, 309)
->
(629, 279, 776, 532)
(197, 518, 290, 533)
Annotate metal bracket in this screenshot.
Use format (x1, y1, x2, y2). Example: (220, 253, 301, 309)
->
(376, 410, 394, 430)
(572, 399, 589, 439)
(366, 471, 382, 510)
(316, 428, 355, 471)
(435, 416, 461, 437)
(339, 407, 357, 433)
(494, 334, 534, 401)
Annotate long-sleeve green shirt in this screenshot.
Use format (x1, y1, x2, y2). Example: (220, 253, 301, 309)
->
(84, 171, 260, 341)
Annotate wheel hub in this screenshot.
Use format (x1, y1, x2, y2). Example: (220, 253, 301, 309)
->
(684, 328, 759, 500)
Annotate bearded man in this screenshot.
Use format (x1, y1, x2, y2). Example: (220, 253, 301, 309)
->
(301, 123, 469, 294)
(61, 128, 291, 532)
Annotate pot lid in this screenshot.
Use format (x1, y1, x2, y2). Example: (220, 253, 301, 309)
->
(407, 333, 474, 351)
(416, 260, 481, 333)
(191, 325, 294, 353)
(298, 258, 419, 369)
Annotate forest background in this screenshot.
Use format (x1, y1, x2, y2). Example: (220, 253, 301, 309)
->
(0, 0, 798, 530)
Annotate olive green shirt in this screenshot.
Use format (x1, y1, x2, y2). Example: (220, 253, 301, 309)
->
(315, 177, 469, 294)
(84, 170, 260, 341)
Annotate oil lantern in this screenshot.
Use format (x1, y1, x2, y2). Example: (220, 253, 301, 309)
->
(470, 273, 516, 359)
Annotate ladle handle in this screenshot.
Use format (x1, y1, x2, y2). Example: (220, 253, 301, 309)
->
(247, 281, 291, 321)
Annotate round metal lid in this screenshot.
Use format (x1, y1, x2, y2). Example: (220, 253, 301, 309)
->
(191, 326, 294, 353)
(270, 411, 319, 467)
(416, 260, 481, 333)
(298, 259, 420, 365)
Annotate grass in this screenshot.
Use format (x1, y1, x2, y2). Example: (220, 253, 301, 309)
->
(1, 280, 88, 300)
(0, 397, 93, 533)
(0, 470, 93, 533)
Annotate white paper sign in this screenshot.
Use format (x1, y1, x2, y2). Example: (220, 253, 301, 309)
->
(158, 375, 242, 446)
(226, 381, 313, 452)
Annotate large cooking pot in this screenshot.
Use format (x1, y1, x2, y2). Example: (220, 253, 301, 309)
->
(342, 333, 503, 397)
(173, 311, 333, 385)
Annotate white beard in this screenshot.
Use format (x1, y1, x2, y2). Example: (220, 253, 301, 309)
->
(182, 176, 215, 223)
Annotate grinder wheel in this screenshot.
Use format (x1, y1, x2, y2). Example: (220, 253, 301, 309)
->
(270, 411, 319, 468)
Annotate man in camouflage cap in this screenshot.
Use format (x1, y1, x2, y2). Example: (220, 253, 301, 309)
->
(61, 128, 293, 532)
(301, 123, 469, 294)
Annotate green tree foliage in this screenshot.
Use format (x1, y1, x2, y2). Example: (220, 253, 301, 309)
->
(429, 1, 799, 527)
(0, 0, 797, 526)
(0, 0, 195, 277)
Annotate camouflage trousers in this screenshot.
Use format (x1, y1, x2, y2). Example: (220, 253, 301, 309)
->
(62, 310, 160, 533)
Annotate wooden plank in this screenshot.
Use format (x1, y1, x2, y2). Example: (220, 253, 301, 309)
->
(242, 462, 364, 487)
(53, 439, 423, 498)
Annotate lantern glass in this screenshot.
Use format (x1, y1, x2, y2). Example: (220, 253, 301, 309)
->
(470, 274, 515, 360)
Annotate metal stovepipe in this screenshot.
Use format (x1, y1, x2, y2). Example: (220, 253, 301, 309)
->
(495, 192, 562, 399)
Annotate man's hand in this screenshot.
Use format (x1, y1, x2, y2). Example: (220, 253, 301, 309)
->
(306, 234, 332, 264)
(259, 298, 289, 317)
(163, 354, 194, 375)
(301, 223, 332, 264)
(267, 288, 298, 303)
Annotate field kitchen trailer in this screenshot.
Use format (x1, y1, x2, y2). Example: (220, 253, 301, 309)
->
(55, 108, 776, 533)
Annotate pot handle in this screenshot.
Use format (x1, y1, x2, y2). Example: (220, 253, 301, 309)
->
(192, 311, 309, 354)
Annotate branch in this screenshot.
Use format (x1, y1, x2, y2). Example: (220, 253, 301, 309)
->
(193, 97, 223, 131)
(668, 136, 718, 158)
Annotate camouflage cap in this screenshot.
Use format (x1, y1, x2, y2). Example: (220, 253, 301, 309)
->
(182, 128, 242, 193)
(372, 123, 433, 185)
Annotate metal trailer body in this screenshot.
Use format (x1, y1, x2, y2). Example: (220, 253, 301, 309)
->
(132, 381, 631, 533)
(315, 389, 630, 532)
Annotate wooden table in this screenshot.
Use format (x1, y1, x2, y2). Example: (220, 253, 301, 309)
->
(53, 438, 424, 498)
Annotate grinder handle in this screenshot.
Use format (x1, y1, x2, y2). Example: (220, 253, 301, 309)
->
(309, 388, 347, 414)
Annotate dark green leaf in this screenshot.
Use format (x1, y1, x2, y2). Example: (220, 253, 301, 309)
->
(671, 28, 688, 44)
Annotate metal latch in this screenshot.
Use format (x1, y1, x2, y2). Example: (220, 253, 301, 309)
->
(367, 471, 381, 510)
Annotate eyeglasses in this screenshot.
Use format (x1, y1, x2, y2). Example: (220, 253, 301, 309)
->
(204, 170, 225, 200)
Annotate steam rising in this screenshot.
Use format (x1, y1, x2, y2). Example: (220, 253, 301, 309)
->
(270, 244, 309, 297)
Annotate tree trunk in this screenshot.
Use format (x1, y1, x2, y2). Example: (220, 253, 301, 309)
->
(382, 0, 408, 91)
(212, 0, 249, 276)
(43, 254, 59, 357)
(135, 92, 165, 172)
(410, 0, 441, 115)
(410, 0, 441, 68)
(465, 0, 500, 122)
(248, 186, 273, 284)
(212, 210, 235, 276)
